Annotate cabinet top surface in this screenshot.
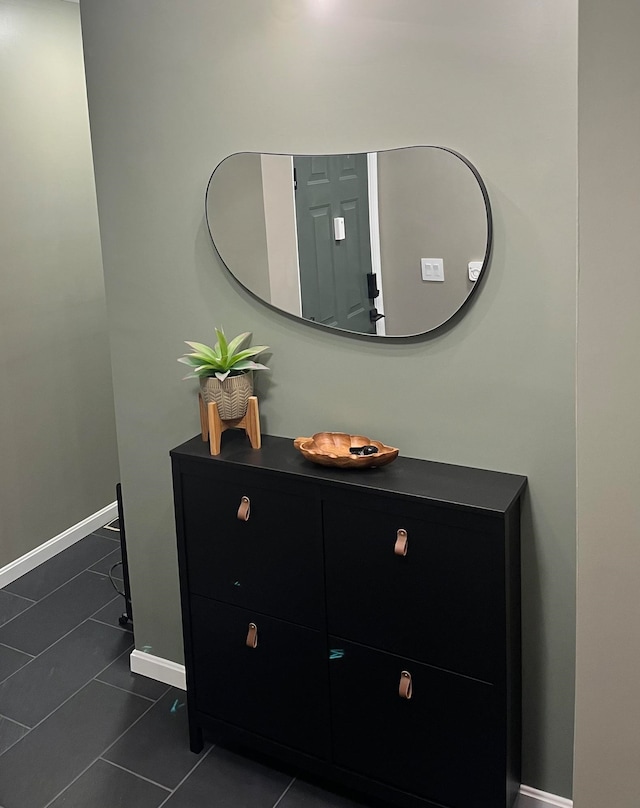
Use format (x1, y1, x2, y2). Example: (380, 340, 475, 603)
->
(172, 433, 526, 515)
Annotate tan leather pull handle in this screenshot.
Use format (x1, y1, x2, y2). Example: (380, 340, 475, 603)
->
(237, 496, 250, 521)
(246, 622, 258, 648)
(399, 670, 412, 700)
(394, 528, 408, 556)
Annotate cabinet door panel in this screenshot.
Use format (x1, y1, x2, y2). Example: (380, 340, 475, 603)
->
(329, 639, 504, 808)
(181, 472, 323, 627)
(191, 597, 329, 758)
(324, 499, 505, 681)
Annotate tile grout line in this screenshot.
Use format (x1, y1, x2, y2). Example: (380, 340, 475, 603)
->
(0, 591, 35, 605)
(93, 644, 140, 678)
(89, 568, 124, 582)
(88, 529, 121, 542)
(97, 758, 172, 792)
(0, 558, 114, 633)
(0, 729, 29, 759)
(93, 675, 169, 704)
(92, 527, 120, 540)
(0, 600, 37, 632)
(271, 776, 297, 808)
(39, 687, 162, 808)
(0, 642, 34, 659)
(0, 603, 127, 689)
(86, 569, 126, 597)
(0, 712, 31, 759)
(0, 532, 122, 605)
(27, 650, 143, 732)
(90, 536, 121, 548)
(91, 594, 124, 613)
(97, 690, 188, 762)
(0, 654, 34, 689)
(88, 615, 132, 636)
(0, 630, 139, 743)
(0, 715, 30, 730)
(0, 681, 100, 759)
(0, 538, 125, 652)
(86, 567, 123, 581)
(155, 744, 217, 808)
(82, 540, 127, 568)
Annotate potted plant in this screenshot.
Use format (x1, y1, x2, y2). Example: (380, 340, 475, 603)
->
(178, 327, 269, 420)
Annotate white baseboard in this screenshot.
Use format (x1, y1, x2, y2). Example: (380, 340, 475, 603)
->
(519, 785, 573, 807)
(0, 501, 118, 589)
(128, 653, 573, 808)
(130, 649, 187, 690)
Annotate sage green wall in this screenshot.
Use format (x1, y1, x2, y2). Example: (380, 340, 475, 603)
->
(0, 0, 118, 567)
(574, 1, 640, 805)
(81, 0, 577, 795)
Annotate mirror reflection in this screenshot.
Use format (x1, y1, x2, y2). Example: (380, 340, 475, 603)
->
(205, 146, 491, 337)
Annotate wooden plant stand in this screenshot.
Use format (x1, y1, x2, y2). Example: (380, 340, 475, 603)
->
(199, 393, 261, 456)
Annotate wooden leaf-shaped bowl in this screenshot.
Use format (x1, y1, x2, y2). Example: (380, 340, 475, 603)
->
(293, 432, 399, 469)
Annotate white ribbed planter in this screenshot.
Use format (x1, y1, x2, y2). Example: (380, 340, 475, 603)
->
(199, 372, 253, 420)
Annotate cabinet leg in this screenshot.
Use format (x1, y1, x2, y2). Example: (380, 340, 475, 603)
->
(189, 723, 204, 754)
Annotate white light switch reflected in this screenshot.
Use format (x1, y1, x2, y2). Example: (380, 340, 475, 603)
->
(421, 258, 444, 282)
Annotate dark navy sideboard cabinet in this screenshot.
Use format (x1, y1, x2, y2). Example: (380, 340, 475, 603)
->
(171, 432, 527, 808)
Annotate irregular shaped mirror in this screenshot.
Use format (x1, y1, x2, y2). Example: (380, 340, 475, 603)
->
(205, 146, 491, 338)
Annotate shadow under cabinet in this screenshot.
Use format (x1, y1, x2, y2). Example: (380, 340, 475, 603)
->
(170, 431, 527, 808)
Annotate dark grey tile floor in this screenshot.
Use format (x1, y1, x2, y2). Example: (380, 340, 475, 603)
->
(0, 527, 544, 808)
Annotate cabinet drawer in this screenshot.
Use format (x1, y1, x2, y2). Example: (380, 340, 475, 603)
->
(190, 596, 329, 759)
(324, 500, 505, 681)
(329, 639, 504, 808)
(181, 472, 324, 627)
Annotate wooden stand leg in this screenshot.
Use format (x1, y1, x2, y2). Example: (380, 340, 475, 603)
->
(207, 401, 223, 456)
(244, 396, 261, 449)
(199, 393, 208, 441)
(202, 396, 262, 456)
